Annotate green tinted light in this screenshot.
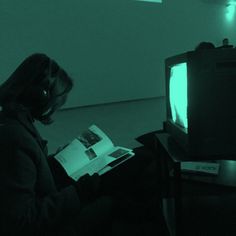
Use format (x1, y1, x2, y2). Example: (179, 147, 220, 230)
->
(226, 3, 236, 22)
(135, 0, 162, 2)
(169, 63, 188, 130)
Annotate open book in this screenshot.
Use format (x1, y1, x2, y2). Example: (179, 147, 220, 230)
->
(53, 125, 135, 181)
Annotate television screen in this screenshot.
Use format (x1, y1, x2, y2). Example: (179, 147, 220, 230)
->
(169, 62, 188, 131)
(165, 49, 236, 158)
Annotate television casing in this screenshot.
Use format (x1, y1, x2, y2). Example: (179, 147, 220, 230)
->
(165, 48, 236, 159)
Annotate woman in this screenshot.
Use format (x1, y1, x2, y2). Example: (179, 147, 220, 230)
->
(0, 53, 109, 236)
(0, 53, 167, 236)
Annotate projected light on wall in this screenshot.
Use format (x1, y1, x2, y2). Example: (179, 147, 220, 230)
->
(226, 1, 236, 22)
(135, 0, 162, 3)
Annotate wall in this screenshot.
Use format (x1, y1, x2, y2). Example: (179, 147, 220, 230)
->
(1, 0, 235, 108)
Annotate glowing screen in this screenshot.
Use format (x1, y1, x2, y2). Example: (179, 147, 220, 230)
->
(169, 63, 188, 130)
(135, 0, 162, 2)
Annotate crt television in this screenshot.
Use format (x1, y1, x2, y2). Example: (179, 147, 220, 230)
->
(165, 48, 236, 159)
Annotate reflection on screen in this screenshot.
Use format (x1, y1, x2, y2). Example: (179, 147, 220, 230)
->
(169, 62, 188, 131)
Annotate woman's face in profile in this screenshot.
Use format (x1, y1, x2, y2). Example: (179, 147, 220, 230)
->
(56, 93, 68, 109)
(41, 93, 68, 117)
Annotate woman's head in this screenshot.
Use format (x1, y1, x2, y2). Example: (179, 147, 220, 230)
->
(0, 53, 73, 124)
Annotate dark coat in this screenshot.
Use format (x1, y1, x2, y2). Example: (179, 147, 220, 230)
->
(0, 105, 81, 236)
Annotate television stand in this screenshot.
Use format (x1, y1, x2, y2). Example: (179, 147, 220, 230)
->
(155, 132, 236, 236)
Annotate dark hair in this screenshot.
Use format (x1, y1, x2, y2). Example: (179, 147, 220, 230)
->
(0, 53, 73, 124)
(195, 42, 215, 51)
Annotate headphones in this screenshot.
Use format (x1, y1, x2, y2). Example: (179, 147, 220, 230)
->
(25, 58, 58, 109)
(42, 89, 48, 97)
(37, 58, 57, 104)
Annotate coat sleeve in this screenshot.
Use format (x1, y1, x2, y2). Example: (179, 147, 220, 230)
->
(1, 144, 81, 235)
(47, 154, 76, 190)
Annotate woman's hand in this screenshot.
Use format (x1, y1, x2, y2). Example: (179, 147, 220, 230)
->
(75, 173, 101, 204)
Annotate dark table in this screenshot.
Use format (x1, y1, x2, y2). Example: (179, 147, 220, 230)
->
(155, 132, 236, 236)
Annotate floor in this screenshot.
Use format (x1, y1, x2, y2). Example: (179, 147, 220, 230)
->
(35, 97, 166, 154)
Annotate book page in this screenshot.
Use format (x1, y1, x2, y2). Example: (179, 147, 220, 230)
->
(54, 139, 90, 176)
(76, 125, 114, 157)
(70, 146, 134, 181)
(54, 125, 134, 180)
